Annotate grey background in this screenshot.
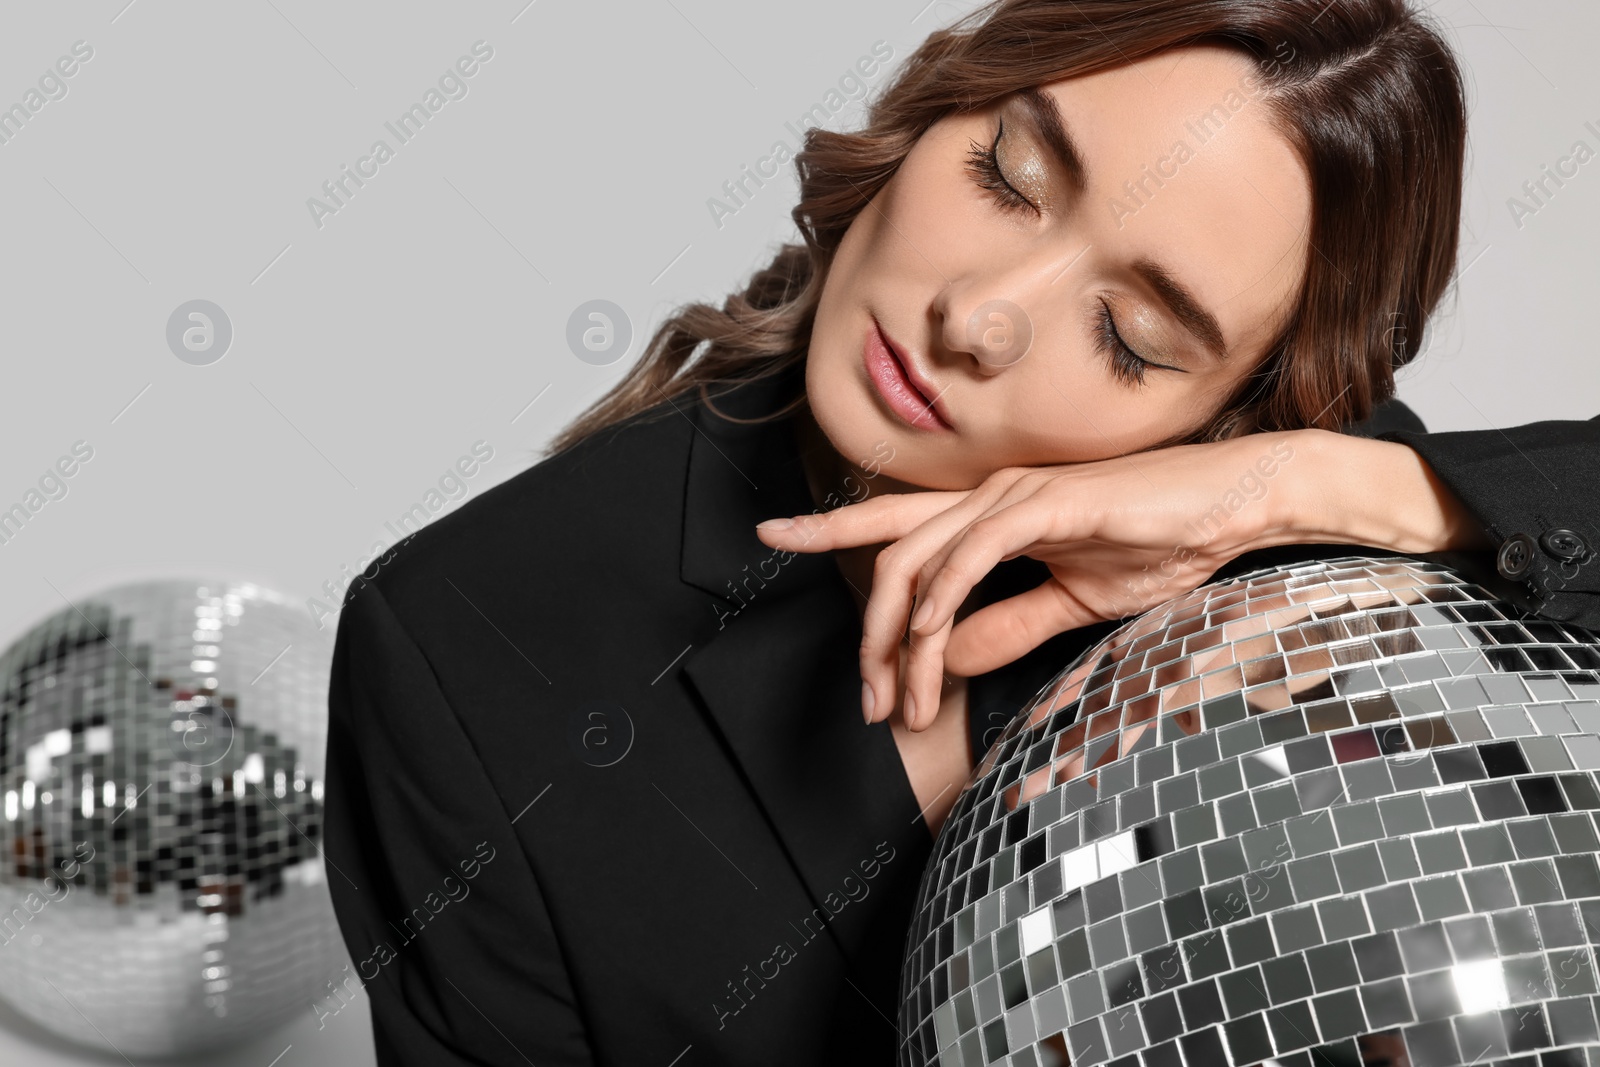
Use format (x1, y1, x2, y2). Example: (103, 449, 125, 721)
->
(0, 0, 1594, 1063)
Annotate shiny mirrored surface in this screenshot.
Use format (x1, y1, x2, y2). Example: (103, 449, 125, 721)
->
(899, 555, 1600, 1066)
(0, 581, 344, 1058)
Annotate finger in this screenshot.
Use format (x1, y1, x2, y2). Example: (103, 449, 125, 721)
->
(863, 533, 952, 726)
(942, 581, 1100, 678)
(860, 494, 1004, 724)
(903, 611, 955, 732)
(753, 490, 965, 553)
(909, 495, 1072, 638)
(857, 472, 1031, 721)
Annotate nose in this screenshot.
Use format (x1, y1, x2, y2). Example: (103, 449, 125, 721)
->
(931, 242, 1091, 374)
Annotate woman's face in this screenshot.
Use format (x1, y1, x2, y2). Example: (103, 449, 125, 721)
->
(806, 45, 1312, 490)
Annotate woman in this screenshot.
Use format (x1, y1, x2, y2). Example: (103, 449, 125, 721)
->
(321, 1, 1600, 1064)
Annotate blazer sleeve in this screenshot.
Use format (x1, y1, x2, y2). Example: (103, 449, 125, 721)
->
(1371, 414, 1600, 631)
(322, 580, 595, 1065)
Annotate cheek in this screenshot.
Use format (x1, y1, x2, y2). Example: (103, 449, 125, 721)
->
(803, 346, 891, 481)
(803, 336, 855, 433)
(873, 132, 994, 263)
(992, 359, 1161, 464)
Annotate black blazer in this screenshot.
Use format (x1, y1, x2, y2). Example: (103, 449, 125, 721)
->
(322, 360, 1600, 1065)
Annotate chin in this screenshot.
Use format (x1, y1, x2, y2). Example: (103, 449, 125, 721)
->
(807, 386, 881, 473)
(805, 346, 981, 494)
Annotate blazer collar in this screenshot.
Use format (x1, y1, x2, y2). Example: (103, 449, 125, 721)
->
(676, 361, 933, 991)
(678, 360, 817, 604)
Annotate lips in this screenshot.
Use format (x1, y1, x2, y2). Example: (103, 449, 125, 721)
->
(864, 319, 953, 432)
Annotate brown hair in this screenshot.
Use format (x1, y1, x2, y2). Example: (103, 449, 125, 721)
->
(542, 0, 1466, 459)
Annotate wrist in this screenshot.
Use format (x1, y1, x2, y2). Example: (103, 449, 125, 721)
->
(1251, 427, 1341, 548)
(1265, 427, 1492, 554)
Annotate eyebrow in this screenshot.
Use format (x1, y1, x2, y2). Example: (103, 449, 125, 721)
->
(1132, 257, 1230, 362)
(1016, 87, 1088, 196)
(1015, 86, 1231, 363)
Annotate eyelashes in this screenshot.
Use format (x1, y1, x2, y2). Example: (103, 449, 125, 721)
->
(1093, 299, 1153, 387)
(964, 119, 1037, 216)
(966, 118, 1158, 388)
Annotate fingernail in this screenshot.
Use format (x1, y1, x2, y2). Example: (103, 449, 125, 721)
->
(756, 518, 793, 531)
(861, 681, 875, 724)
(909, 596, 934, 630)
(904, 690, 917, 729)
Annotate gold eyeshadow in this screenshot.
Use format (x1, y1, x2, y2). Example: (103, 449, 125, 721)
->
(995, 113, 1056, 212)
(1107, 293, 1182, 369)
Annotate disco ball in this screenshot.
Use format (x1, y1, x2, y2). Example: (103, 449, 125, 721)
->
(899, 555, 1600, 1067)
(0, 579, 348, 1058)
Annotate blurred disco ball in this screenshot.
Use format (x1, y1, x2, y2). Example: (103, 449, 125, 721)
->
(0, 579, 347, 1058)
(899, 555, 1600, 1067)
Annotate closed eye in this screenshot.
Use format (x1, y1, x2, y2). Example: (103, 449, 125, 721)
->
(1094, 300, 1184, 387)
(965, 119, 1037, 216)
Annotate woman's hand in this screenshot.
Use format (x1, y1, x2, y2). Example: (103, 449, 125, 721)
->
(756, 425, 1494, 733)
(756, 430, 1316, 732)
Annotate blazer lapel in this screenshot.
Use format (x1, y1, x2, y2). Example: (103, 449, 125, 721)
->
(676, 363, 932, 986)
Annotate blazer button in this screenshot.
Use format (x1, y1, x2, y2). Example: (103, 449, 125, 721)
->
(1497, 533, 1536, 579)
(1540, 528, 1591, 563)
